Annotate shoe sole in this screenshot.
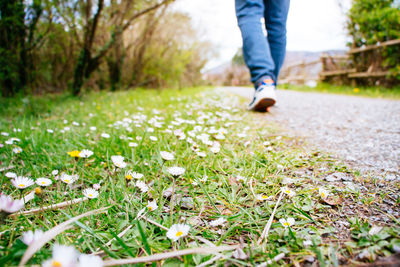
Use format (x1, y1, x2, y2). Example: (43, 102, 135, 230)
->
(253, 98, 276, 112)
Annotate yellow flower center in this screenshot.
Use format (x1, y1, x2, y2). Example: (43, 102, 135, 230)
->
(125, 175, 133, 180)
(283, 222, 289, 226)
(42, 181, 46, 184)
(320, 192, 325, 198)
(148, 206, 153, 211)
(89, 194, 93, 197)
(51, 260, 62, 267)
(262, 195, 268, 199)
(19, 184, 25, 188)
(35, 187, 42, 194)
(65, 179, 69, 183)
(175, 231, 183, 237)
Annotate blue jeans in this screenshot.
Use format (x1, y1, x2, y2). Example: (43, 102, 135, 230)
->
(235, 0, 290, 85)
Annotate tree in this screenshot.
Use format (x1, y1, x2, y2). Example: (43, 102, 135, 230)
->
(53, 0, 174, 95)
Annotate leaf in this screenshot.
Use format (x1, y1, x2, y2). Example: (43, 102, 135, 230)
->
(322, 196, 343, 206)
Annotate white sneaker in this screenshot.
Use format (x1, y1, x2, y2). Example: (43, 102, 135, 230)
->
(248, 82, 277, 112)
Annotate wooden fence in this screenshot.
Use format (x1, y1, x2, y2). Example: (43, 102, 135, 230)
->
(280, 39, 400, 86)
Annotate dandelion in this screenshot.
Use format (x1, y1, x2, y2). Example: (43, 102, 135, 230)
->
(281, 187, 296, 198)
(60, 173, 78, 184)
(36, 178, 52, 187)
(256, 194, 271, 201)
(209, 217, 226, 227)
(5, 172, 17, 178)
(166, 224, 190, 241)
(13, 147, 23, 154)
(21, 230, 44, 245)
(167, 167, 185, 177)
(279, 217, 295, 228)
(67, 150, 81, 158)
(0, 194, 24, 213)
(77, 254, 103, 267)
(111, 155, 127, 168)
(147, 200, 158, 211)
(12, 176, 34, 189)
(83, 188, 99, 199)
(42, 244, 78, 267)
(79, 149, 93, 158)
(160, 151, 175, 161)
(136, 181, 149, 193)
(318, 188, 329, 199)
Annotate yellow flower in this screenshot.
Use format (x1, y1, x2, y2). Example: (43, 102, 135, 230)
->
(35, 187, 42, 195)
(67, 150, 81, 158)
(125, 174, 133, 181)
(353, 88, 360, 93)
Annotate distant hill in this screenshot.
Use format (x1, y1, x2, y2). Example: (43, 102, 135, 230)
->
(283, 50, 346, 67)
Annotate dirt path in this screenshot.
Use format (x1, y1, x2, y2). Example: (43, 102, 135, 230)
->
(222, 86, 400, 178)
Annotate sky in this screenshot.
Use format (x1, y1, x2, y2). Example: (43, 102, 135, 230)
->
(173, 0, 352, 69)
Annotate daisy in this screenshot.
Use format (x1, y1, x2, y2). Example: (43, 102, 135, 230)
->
(167, 167, 185, 177)
(51, 170, 59, 176)
(149, 136, 158, 141)
(60, 173, 79, 184)
(129, 142, 138, 147)
(79, 149, 93, 158)
(77, 254, 103, 267)
(13, 147, 23, 154)
(318, 188, 329, 199)
(111, 155, 127, 168)
(67, 150, 81, 158)
(160, 151, 175, 161)
(36, 178, 52, 187)
(0, 194, 24, 213)
(47, 129, 54, 133)
(5, 172, 17, 178)
(147, 200, 158, 211)
(279, 217, 295, 228)
(101, 133, 110, 138)
(256, 194, 271, 201)
(128, 171, 143, 179)
(136, 181, 149, 193)
(83, 188, 99, 199)
(12, 176, 34, 189)
(281, 187, 296, 198)
(42, 244, 78, 267)
(209, 217, 226, 227)
(90, 126, 97, 131)
(21, 229, 44, 245)
(210, 145, 220, 153)
(166, 224, 190, 241)
(93, 184, 101, 190)
(196, 151, 206, 158)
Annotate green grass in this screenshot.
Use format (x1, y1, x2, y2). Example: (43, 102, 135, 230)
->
(280, 83, 400, 99)
(0, 88, 399, 266)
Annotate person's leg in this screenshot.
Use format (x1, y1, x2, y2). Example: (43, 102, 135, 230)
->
(264, 0, 290, 81)
(235, 0, 276, 85)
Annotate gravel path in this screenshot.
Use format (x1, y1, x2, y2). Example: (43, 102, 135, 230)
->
(223, 86, 400, 178)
